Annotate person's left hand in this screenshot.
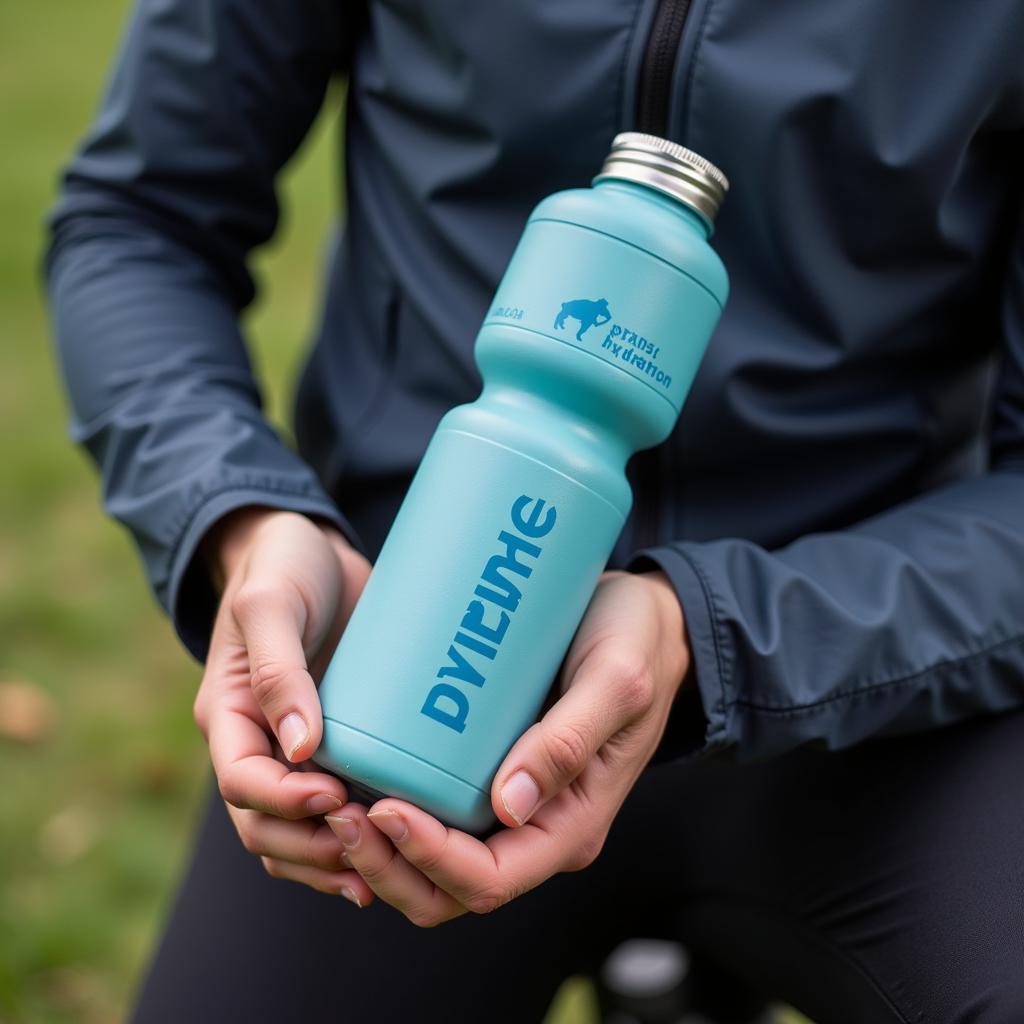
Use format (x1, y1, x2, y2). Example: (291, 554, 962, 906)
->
(325, 569, 691, 923)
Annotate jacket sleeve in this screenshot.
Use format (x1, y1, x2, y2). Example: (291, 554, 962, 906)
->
(631, 196, 1024, 763)
(44, 0, 365, 662)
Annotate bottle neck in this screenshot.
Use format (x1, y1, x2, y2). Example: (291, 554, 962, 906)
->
(447, 341, 640, 521)
(592, 178, 714, 239)
(476, 331, 649, 463)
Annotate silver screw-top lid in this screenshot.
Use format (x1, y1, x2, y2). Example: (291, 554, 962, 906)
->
(594, 132, 729, 226)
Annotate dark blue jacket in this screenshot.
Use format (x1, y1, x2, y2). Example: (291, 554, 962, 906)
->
(45, 0, 1024, 763)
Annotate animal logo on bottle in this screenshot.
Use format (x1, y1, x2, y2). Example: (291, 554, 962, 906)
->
(554, 298, 612, 341)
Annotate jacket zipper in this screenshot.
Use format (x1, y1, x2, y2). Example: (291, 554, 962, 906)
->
(635, 0, 694, 135)
(628, 0, 695, 553)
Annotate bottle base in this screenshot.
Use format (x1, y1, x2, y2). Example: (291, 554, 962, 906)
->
(314, 717, 497, 835)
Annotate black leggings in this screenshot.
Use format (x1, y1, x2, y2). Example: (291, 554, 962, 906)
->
(130, 708, 1024, 1023)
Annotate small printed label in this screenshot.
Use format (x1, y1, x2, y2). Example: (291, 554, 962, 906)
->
(552, 297, 612, 340)
(598, 323, 670, 389)
(491, 306, 525, 321)
(553, 297, 671, 390)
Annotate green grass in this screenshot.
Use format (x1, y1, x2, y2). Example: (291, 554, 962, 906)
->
(0, 5, 811, 1022)
(1, 3, 213, 1020)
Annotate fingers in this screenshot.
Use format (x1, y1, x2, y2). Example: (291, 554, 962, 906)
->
(230, 583, 322, 762)
(326, 805, 464, 928)
(258, 856, 371, 905)
(353, 797, 587, 923)
(223, 786, 371, 905)
(207, 699, 348, 818)
(193, 513, 379, 899)
(228, 805, 350, 870)
(490, 645, 655, 827)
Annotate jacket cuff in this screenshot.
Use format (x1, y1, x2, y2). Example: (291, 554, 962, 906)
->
(626, 544, 736, 763)
(166, 484, 366, 663)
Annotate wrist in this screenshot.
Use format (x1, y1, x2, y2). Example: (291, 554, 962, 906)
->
(639, 569, 692, 692)
(201, 506, 346, 593)
(200, 506, 275, 593)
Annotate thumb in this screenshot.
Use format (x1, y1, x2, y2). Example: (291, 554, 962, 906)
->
(491, 653, 647, 827)
(230, 583, 323, 762)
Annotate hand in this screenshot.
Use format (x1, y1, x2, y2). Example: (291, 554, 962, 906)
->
(191, 507, 372, 902)
(326, 569, 691, 922)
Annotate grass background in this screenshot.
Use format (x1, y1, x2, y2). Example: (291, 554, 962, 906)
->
(0, 3, 808, 1022)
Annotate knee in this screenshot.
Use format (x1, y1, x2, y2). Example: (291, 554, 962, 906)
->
(904, 951, 1024, 1023)
(945, 980, 1024, 1023)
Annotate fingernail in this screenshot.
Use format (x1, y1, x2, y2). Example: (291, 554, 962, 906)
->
(367, 809, 408, 843)
(340, 886, 363, 908)
(326, 814, 361, 848)
(500, 770, 540, 826)
(306, 793, 344, 815)
(279, 713, 308, 759)
(339, 851, 353, 868)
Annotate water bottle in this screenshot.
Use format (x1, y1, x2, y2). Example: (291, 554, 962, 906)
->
(313, 133, 729, 832)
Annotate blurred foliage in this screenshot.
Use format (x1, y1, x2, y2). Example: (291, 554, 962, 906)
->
(0, 1, 346, 1020)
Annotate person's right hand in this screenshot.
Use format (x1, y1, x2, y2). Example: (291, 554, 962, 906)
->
(191, 507, 375, 905)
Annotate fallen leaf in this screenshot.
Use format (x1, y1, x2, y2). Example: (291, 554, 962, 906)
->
(0, 679, 58, 743)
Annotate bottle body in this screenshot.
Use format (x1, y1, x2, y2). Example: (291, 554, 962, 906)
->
(314, 169, 729, 833)
(317, 415, 625, 831)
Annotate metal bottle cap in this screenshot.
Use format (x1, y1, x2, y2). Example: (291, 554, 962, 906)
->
(594, 132, 729, 227)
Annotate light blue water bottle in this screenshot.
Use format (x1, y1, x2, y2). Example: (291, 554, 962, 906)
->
(314, 133, 729, 833)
